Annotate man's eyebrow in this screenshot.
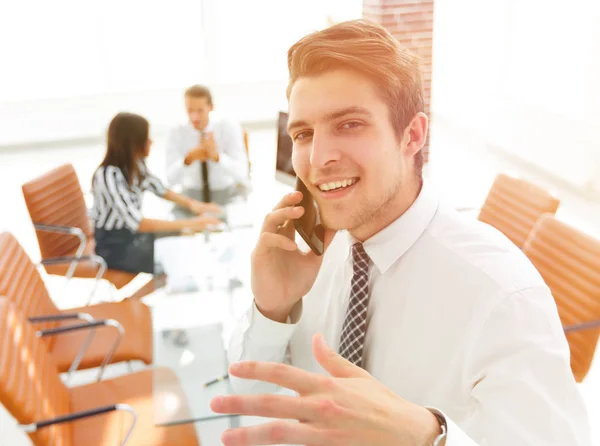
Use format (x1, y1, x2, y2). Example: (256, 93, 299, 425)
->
(287, 106, 373, 134)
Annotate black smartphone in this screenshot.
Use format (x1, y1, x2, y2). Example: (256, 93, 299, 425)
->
(294, 177, 324, 256)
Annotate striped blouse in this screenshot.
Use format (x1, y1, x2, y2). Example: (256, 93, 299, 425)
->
(91, 162, 168, 232)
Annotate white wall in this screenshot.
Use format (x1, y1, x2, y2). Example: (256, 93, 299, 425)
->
(431, 0, 600, 194)
(0, 0, 362, 147)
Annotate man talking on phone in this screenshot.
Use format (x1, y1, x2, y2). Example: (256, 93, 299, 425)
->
(211, 20, 591, 446)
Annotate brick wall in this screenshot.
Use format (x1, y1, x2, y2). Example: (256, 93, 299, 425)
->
(363, 0, 434, 163)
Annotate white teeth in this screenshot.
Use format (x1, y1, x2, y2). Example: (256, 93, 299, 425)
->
(318, 178, 356, 191)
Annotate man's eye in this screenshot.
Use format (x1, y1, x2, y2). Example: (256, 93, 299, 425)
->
(341, 121, 362, 130)
(294, 131, 313, 141)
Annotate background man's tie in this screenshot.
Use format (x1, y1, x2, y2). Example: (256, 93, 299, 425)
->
(200, 131, 211, 203)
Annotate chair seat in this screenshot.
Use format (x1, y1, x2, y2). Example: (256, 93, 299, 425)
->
(69, 369, 199, 446)
(50, 299, 153, 372)
(43, 238, 137, 289)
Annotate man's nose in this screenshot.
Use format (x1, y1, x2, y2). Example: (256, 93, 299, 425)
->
(309, 130, 341, 168)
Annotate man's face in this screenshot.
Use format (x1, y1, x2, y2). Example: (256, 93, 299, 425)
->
(185, 96, 213, 130)
(289, 69, 415, 234)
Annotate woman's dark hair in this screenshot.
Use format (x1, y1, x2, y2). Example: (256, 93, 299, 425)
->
(98, 112, 149, 186)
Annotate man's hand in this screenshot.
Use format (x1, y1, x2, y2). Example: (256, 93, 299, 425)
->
(210, 334, 443, 446)
(250, 192, 336, 323)
(184, 146, 207, 165)
(183, 132, 219, 165)
(201, 131, 219, 161)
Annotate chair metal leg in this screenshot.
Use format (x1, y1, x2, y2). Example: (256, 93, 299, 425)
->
(86, 255, 107, 305)
(65, 313, 96, 385)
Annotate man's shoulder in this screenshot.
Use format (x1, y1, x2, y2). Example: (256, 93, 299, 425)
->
(211, 115, 242, 132)
(421, 204, 547, 296)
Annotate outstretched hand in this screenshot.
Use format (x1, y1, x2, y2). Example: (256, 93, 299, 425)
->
(211, 334, 442, 445)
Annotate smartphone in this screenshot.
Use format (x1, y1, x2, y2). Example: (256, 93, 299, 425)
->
(294, 177, 324, 256)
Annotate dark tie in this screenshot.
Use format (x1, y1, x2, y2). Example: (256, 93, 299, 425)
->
(201, 161, 210, 202)
(338, 242, 371, 367)
(200, 132, 211, 203)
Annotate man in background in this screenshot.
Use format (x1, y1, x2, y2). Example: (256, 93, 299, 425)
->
(165, 85, 250, 206)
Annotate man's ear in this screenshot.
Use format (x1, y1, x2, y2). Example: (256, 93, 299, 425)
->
(401, 112, 428, 158)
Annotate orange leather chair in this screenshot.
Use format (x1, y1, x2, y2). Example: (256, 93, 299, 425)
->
(0, 232, 153, 377)
(0, 297, 199, 446)
(477, 173, 560, 249)
(243, 129, 251, 176)
(21, 164, 139, 297)
(523, 214, 600, 382)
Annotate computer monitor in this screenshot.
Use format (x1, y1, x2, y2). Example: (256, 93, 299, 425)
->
(275, 111, 296, 186)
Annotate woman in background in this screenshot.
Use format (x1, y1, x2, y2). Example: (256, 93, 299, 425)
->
(91, 112, 222, 292)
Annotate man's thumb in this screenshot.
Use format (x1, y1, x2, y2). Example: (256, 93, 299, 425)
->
(312, 333, 369, 378)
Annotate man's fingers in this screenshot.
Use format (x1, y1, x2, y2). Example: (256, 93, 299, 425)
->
(272, 191, 303, 212)
(220, 421, 336, 446)
(260, 191, 304, 237)
(313, 334, 370, 379)
(228, 361, 321, 395)
(256, 232, 298, 252)
(261, 205, 304, 234)
(211, 394, 329, 421)
(276, 219, 296, 240)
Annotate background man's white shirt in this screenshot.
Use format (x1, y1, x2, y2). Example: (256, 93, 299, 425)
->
(165, 115, 250, 191)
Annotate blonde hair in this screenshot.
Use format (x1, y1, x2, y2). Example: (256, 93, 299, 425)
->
(287, 19, 425, 171)
(184, 84, 213, 106)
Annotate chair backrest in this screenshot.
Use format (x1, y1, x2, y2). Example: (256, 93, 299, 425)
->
(0, 233, 60, 339)
(523, 214, 600, 382)
(243, 129, 251, 173)
(243, 129, 249, 155)
(0, 297, 72, 446)
(22, 164, 91, 259)
(478, 174, 560, 249)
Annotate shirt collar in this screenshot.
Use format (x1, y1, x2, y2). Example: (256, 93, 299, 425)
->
(186, 118, 213, 133)
(343, 181, 439, 274)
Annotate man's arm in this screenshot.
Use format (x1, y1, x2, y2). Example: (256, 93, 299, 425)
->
(218, 286, 591, 446)
(228, 300, 302, 395)
(215, 119, 250, 187)
(441, 286, 591, 445)
(165, 129, 187, 187)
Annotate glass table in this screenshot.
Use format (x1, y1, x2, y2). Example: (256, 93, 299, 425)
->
(142, 199, 259, 440)
(141, 182, 297, 443)
(150, 293, 239, 428)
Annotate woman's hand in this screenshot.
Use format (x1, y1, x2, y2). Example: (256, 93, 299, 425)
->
(188, 199, 224, 216)
(186, 215, 223, 232)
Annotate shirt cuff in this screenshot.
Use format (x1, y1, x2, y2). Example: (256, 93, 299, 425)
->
(426, 408, 479, 446)
(246, 300, 301, 347)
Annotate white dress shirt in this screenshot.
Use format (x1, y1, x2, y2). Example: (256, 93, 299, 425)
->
(165, 115, 250, 191)
(228, 182, 591, 445)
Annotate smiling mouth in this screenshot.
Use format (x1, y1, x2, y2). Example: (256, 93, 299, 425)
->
(317, 177, 359, 192)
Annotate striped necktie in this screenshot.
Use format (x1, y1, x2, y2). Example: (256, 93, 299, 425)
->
(338, 242, 371, 368)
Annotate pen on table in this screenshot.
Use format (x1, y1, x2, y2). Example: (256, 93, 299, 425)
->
(203, 374, 229, 388)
